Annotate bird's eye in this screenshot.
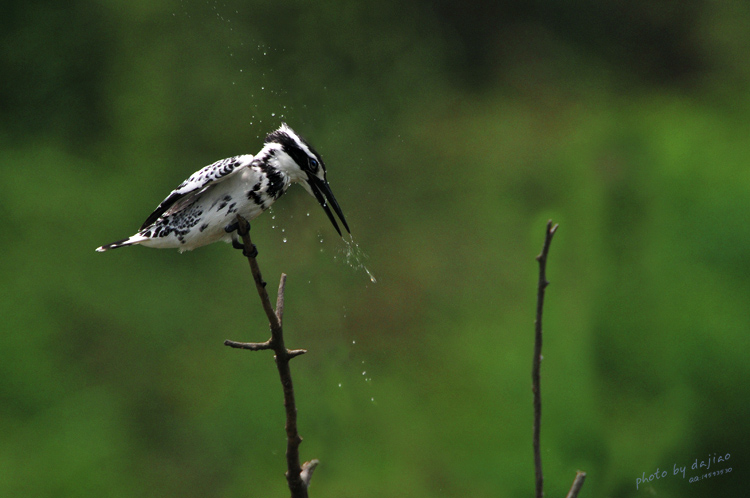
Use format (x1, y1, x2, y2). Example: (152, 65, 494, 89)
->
(309, 159, 319, 170)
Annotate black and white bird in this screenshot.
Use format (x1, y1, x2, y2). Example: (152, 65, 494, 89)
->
(96, 123, 349, 253)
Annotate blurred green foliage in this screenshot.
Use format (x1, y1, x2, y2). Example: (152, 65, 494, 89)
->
(1, 0, 749, 496)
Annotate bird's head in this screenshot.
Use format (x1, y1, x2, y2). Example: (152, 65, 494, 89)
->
(263, 123, 350, 236)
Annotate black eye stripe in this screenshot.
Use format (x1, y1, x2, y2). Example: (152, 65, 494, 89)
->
(267, 129, 326, 172)
(279, 144, 308, 167)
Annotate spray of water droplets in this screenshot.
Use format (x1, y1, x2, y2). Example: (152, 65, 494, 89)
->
(341, 236, 377, 283)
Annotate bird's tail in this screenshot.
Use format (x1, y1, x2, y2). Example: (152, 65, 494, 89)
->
(95, 235, 148, 252)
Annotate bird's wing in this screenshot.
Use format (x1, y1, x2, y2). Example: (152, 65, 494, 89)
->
(139, 155, 253, 230)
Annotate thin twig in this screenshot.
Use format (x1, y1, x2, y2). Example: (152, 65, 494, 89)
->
(275, 273, 287, 324)
(236, 216, 280, 330)
(532, 220, 558, 498)
(224, 339, 273, 350)
(224, 215, 312, 498)
(300, 459, 320, 487)
(565, 471, 587, 498)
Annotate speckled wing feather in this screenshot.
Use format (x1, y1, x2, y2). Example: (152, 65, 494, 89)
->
(139, 155, 252, 230)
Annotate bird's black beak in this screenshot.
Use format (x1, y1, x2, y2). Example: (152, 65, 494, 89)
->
(308, 175, 350, 236)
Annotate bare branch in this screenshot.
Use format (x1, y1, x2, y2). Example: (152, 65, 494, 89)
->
(276, 273, 287, 325)
(236, 215, 280, 331)
(565, 471, 587, 498)
(300, 459, 320, 488)
(532, 220, 558, 498)
(225, 215, 314, 498)
(224, 339, 273, 350)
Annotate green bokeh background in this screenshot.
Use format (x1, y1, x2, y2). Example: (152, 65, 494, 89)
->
(1, 1, 748, 496)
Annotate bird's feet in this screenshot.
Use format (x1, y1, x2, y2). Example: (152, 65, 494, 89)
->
(231, 237, 258, 258)
(227, 218, 257, 257)
(225, 218, 250, 236)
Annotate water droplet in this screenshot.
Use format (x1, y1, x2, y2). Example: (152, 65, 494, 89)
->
(337, 237, 377, 283)
(352, 340, 356, 345)
(338, 383, 342, 388)
(362, 371, 366, 376)
(282, 238, 287, 243)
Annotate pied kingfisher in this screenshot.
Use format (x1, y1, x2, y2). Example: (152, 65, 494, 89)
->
(96, 123, 349, 253)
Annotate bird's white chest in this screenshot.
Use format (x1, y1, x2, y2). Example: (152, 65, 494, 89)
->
(142, 166, 292, 251)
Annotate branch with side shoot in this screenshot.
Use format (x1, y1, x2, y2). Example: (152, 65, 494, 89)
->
(532, 221, 586, 498)
(225, 215, 317, 498)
